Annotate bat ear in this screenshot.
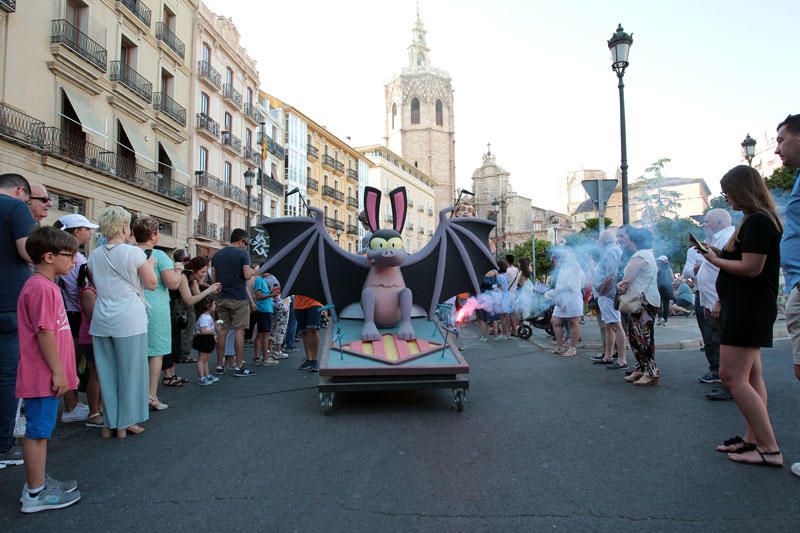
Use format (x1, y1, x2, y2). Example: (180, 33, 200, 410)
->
(363, 186, 381, 232)
(389, 187, 407, 234)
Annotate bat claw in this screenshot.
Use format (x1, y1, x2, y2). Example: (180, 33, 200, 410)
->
(361, 323, 382, 341)
(397, 322, 416, 340)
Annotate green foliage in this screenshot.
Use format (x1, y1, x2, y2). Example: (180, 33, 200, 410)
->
(704, 194, 736, 217)
(636, 157, 683, 224)
(580, 217, 614, 233)
(510, 239, 553, 281)
(764, 166, 798, 191)
(651, 216, 701, 274)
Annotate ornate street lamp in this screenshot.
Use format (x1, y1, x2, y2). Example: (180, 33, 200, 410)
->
(244, 167, 255, 232)
(608, 23, 633, 225)
(741, 133, 757, 166)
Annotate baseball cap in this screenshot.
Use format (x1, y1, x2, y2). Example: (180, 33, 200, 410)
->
(657, 255, 668, 262)
(59, 213, 99, 230)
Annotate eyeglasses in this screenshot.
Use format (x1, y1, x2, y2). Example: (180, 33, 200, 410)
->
(721, 192, 728, 199)
(27, 196, 51, 204)
(56, 252, 77, 258)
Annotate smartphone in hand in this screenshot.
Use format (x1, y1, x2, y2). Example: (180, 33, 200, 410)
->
(688, 233, 709, 254)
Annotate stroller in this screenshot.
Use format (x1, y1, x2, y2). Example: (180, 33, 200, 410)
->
(517, 303, 554, 340)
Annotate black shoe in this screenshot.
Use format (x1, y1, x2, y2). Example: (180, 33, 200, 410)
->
(308, 360, 319, 373)
(298, 359, 314, 371)
(706, 388, 733, 401)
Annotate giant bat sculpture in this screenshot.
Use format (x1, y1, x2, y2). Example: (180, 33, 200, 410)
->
(259, 186, 496, 341)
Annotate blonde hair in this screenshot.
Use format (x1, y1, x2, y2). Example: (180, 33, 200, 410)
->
(97, 206, 131, 240)
(721, 165, 783, 252)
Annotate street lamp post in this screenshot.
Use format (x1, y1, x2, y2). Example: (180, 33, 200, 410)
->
(491, 199, 500, 254)
(608, 23, 633, 225)
(244, 167, 255, 232)
(335, 228, 342, 245)
(741, 133, 757, 166)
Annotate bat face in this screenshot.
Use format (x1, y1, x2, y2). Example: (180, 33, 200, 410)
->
(366, 229, 407, 267)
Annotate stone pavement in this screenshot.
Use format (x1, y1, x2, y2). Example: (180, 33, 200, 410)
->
(524, 313, 790, 351)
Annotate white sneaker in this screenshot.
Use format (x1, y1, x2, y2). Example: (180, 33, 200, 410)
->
(791, 462, 800, 478)
(208, 375, 220, 383)
(479, 336, 488, 342)
(20, 483, 81, 513)
(272, 351, 289, 360)
(60, 402, 89, 423)
(262, 357, 280, 366)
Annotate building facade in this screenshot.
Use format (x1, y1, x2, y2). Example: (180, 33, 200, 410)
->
(0, 0, 198, 252)
(257, 90, 284, 222)
(357, 144, 436, 253)
(383, 12, 455, 214)
(189, 3, 262, 257)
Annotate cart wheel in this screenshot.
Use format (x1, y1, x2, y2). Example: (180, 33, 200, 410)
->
(453, 389, 465, 412)
(320, 392, 334, 415)
(518, 324, 533, 340)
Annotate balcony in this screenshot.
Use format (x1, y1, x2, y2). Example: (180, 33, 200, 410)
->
(408, 222, 414, 231)
(195, 171, 260, 211)
(0, 0, 15, 13)
(243, 145, 261, 166)
(264, 176, 284, 196)
(306, 177, 318, 192)
(428, 207, 433, 216)
(119, 0, 151, 28)
(347, 196, 358, 209)
(153, 92, 186, 126)
(196, 113, 219, 138)
(334, 160, 345, 173)
(222, 84, 242, 107)
(197, 61, 221, 90)
(322, 154, 336, 170)
(268, 137, 285, 160)
(324, 217, 344, 231)
(418, 204, 424, 212)
(243, 102, 262, 124)
(155, 22, 185, 59)
(418, 227, 425, 235)
(408, 199, 414, 207)
(40, 126, 190, 204)
(347, 168, 359, 182)
(193, 219, 218, 240)
(50, 19, 107, 73)
(307, 144, 319, 159)
(0, 103, 45, 148)
(322, 185, 344, 202)
(221, 131, 241, 155)
(110, 61, 152, 103)
(347, 223, 358, 235)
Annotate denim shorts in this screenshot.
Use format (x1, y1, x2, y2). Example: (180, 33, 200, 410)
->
(295, 306, 322, 331)
(24, 397, 59, 439)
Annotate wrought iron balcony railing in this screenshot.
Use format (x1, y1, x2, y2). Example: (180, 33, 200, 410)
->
(324, 217, 344, 231)
(193, 219, 218, 240)
(50, 19, 107, 72)
(347, 196, 358, 209)
(307, 144, 319, 159)
(110, 61, 152, 103)
(243, 102, 263, 123)
(264, 176, 284, 196)
(222, 84, 242, 107)
(0, 0, 16, 13)
(347, 223, 358, 235)
(322, 154, 336, 169)
(243, 146, 261, 165)
(197, 61, 221, 90)
(334, 160, 345, 173)
(0, 103, 45, 147)
(196, 113, 219, 137)
(221, 131, 241, 153)
(347, 168, 358, 181)
(120, 0, 151, 27)
(155, 22, 184, 59)
(195, 171, 260, 211)
(306, 177, 318, 191)
(322, 185, 344, 202)
(268, 137, 285, 159)
(153, 92, 186, 126)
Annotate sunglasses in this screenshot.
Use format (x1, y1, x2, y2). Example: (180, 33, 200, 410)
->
(28, 196, 51, 204)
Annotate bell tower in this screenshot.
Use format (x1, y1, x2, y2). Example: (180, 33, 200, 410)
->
(384, 9, 456, 214)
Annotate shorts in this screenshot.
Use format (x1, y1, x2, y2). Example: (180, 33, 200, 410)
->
(79, 343, 94, 363)
(256, 311, 272, 332)
(67, 311, 81, 338)
(786, 285, 800, 365)
(23, 397, 59, 439)
(476, 309, 498, 323)
(192, 334, 215, 354)
(598, 295, 621, 324)
(675, 298, 694, 309)
(216, 299, 250, 329)
(295, 306, 322, 331)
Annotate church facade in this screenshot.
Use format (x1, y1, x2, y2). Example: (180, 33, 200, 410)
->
(383, 13, 455, 214)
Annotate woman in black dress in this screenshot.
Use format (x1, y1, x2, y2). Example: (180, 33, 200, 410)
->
(699, 165, 784, 468)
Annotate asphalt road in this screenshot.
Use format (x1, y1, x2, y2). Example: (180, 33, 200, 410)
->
(1, 324, 799, 531)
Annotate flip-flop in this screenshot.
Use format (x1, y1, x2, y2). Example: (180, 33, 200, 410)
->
(606, 361, 629, 370)
(728, 449, 783, 468)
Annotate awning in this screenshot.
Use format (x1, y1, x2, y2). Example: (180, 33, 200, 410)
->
(117, 117, 151, 163)
(158, 141, 188, 178)
(61, 87, 105, 138)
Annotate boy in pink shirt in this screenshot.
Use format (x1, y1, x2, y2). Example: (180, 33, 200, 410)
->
(16, 226, 81, 513)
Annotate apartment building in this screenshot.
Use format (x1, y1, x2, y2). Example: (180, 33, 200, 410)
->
(256, 90, 284, 221)
(189, 2, 262, 257)
(0, 0, 197, 251)
(357, 145, 436, 253)
(266, 94, 368, 254)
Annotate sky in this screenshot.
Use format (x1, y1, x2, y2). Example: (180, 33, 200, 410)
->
(203, 0, 799, 212)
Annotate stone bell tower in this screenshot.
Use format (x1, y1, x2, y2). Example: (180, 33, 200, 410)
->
(383, 9, 456, 213)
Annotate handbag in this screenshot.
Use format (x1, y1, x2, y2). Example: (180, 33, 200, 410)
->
(616, 291, 643, 314)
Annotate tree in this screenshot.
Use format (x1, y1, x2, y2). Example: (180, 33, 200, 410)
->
(579, 217, 614, 233)
(510, 239, 553, 281)
(636, 157, 682, 224)
(651, 216, 701, 274)
(764, 166, 797, 191)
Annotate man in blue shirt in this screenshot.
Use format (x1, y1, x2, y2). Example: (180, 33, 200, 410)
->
(775, 113, 800, 478)
(0, 174, 36, 467)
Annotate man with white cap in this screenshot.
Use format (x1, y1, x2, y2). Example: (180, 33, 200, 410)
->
(56, 214, 100, 424)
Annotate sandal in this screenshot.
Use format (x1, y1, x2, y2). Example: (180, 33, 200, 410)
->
(728, 448, 783, 468)
(162, 375, 184, 388)
(606, 361, 629, 370)
(715, 436, 755, 454)
(149, 396, 169, 411)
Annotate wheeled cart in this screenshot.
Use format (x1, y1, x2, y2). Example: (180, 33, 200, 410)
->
(317, 316, 469, 415)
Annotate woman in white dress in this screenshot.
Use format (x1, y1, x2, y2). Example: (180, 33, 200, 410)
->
(550, 249, 584, 357)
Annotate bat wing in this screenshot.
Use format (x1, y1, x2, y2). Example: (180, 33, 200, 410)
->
(258, 208, 370, 313)
(401, 208, 497, 317)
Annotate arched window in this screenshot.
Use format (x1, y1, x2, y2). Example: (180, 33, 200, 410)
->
(435, 100, 443, 126)
(410, 97, 420, 125)
(391, 103, 396, 129)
